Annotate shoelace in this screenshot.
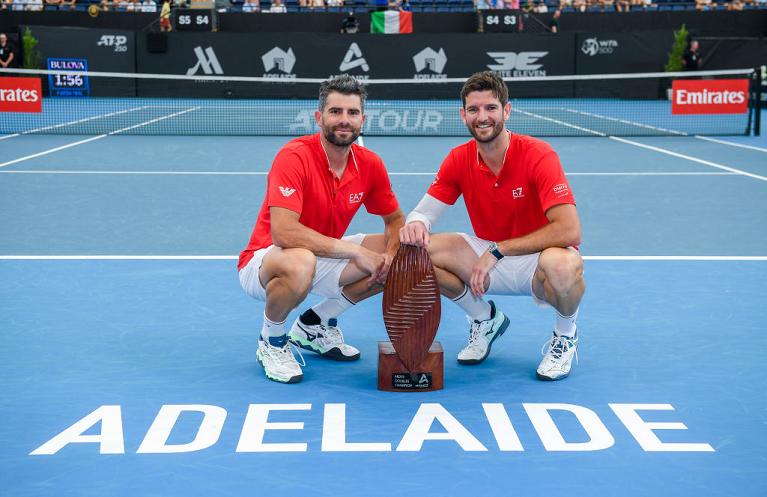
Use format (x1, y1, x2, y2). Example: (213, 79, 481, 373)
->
(268, 341, 306, 367)
(465, 316, 486, 347)
(540, 335, 578, 364)
(323, 324, 344, 346)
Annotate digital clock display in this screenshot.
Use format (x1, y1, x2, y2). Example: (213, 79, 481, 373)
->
(47, 58, 90, 97)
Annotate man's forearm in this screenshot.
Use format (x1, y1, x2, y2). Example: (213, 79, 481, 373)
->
(273, 222, 362, 260)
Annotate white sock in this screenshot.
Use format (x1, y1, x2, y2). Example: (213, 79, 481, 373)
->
(554, 307, 579, 338)
(261, 312, 286, 341)
(452, 285, 492, 322)
(312, 292, 355, 323)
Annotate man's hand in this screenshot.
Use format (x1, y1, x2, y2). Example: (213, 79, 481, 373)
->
(469, 251, 498, 297)
(399, 221, 429, 247)
(352, 247, 387, 287)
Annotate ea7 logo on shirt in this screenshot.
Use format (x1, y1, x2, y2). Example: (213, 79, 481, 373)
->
(279, 186, 296, 197)
(349, 192, 364, 204)
(512, 187, 524, 199)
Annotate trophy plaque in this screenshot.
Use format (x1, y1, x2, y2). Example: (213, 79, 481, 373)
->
(379, 245, 443, 392)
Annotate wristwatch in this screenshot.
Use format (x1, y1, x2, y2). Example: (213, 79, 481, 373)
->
(488, 242, 504, 260)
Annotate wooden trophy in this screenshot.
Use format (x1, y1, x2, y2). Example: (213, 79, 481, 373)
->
(379, 245, 443, 392)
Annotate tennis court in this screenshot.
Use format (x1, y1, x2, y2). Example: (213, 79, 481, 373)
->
(1, 71, 766, 496)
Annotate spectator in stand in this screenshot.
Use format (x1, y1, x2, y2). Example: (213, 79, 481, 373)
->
(0, 0, 8, 9)
(269, 0, 286, 11)
(25, 0, 43, 10)
(599, 0, 615, 10)
(548, 9, 560, 32)
(695, 0, 712, 9)
(340, 10, 359, 32)
(726, 0, 743, 9)
(309, 0, 325, 8)
(142, 0, 156, 11)
(242, 0, 260, 11)
(572, 0, 587, 11)
(0, 33, 15, 69)
(503, 0, 520, 7)
(683, 40, 702, 70)
(534, 0, 548, 11)
(159, 0, 172, 31)
(327, 0, 344, 7)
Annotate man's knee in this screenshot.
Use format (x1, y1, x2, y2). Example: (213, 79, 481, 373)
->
(427, 233, 467, 269)
(538, 248, 583, 290)
(268, 248, 317, 294)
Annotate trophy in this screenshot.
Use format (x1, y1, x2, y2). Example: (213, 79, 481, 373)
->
(378, 245, 443, 392)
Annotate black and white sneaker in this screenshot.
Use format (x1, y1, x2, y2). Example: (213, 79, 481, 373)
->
(288, 316, 361, 361)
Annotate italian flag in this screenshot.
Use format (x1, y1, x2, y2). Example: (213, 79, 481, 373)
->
(371, 11, 413, 34)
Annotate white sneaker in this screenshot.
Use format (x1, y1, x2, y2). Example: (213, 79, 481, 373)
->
(457, 301, 510, 365)
(256, 336, 303, 384)
(537, 331, 578, 381)
(288, 317, 361, 361)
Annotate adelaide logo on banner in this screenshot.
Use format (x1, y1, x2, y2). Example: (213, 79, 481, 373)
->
(0, 77, 42, 113)
(671, 79, 749, 115)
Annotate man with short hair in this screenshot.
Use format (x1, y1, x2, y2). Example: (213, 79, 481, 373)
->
(239, 74, 404, 384)
(400, 71, 585, 381)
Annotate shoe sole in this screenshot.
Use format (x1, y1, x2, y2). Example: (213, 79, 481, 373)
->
(536, 371, 570, 381)
(457, 314, 510, 365)
(289, 330, 361, 362)
(257, 352, 303, 384)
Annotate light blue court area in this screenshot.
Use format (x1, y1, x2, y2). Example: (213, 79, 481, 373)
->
(0, 128, 766, 496)
(1, 260, 766, 497)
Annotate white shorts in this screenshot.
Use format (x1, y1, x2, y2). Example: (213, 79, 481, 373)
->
(238, 233, 366, 301)
(458, 233, 549, 307)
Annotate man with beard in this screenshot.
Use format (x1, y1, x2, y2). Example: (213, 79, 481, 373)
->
(399, 71, 585, 381)
(239, 75, 404, 384)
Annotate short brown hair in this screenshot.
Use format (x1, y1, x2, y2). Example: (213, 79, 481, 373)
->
(318, 74, 367, 113)
(460, 71, 509, 108)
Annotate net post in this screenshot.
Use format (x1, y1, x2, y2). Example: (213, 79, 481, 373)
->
(754, 66, 763, 136)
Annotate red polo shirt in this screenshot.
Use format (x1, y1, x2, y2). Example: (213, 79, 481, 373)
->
(238, 134, 399, 270)
(427, 133, 575, 242)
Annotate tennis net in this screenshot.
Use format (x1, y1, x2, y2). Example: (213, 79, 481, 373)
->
(0, 67, 761, 137)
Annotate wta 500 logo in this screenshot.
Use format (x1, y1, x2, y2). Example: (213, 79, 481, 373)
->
(0, 77, 42, 113)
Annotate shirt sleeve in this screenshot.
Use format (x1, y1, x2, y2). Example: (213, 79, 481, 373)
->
(363, 155, 400, 216)
(532, 149, 576, 213)
(266, 149, 306, 215)
(426, 149, 462, 206)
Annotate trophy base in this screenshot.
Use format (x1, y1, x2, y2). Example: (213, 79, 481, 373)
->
(377, 341, 444, 392)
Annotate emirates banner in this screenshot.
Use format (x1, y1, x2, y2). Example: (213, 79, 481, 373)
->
(671, 79, 749, 115)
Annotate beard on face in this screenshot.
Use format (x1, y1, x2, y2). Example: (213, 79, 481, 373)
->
(468, 118, 505, 143)
(322, 120, 361, 146)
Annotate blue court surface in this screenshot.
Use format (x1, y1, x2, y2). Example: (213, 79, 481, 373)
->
(1, 120, 766, 496)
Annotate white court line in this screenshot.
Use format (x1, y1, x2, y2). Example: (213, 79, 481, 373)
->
(694, 135, 767, 153)
(562, 108, 687, 136)
(609, 136, 767, 182)
(0, 255, 764, 261)
(513, 108, 606, 137)
(0, 170, 738, 176)
(0, 106, 149, 140)
(0, 107, 201, 169)
(515, 108, 766, 182)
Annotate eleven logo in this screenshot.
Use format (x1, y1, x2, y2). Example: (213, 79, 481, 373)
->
(262, 47, 296, 78)
(413, 47, 447, 79)
(279, 186, 296, 197)
(486, 52, 548, 77)
(186, 47, 223, 76)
